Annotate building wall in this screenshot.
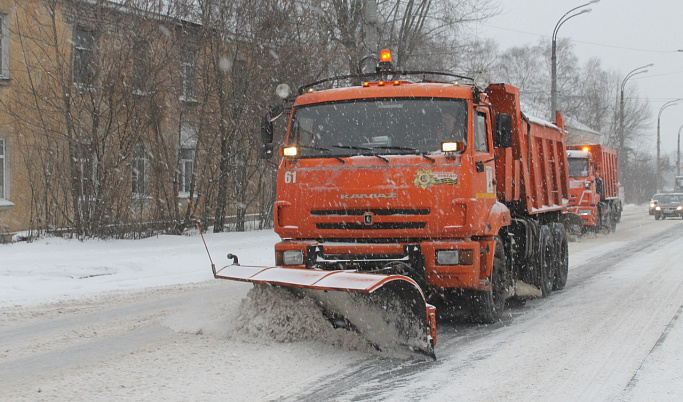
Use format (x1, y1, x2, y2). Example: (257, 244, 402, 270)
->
(0, 0, 201, 238)
(0, 0, 268, 240)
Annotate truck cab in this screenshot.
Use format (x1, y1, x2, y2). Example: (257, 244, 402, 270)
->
(675, 176, 683, 192)
(567, 149, 600, 228)
(272, 82, 506, 293)
(566, 144, 621, 232)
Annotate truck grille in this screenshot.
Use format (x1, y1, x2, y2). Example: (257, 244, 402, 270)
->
(315, 222, 426, 230)
(311, 208, 430, 216)
(312, 208, 429, 230)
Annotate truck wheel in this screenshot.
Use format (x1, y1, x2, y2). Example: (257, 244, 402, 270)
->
(471, 236, 508, 323)
(655, 214, 661, 220)
(601, 212, 612, 234)
(550, 223, 568, 291)
(536, 225, 554, 297)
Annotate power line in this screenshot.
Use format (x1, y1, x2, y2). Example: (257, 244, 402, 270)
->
(481, 23, 682, 54)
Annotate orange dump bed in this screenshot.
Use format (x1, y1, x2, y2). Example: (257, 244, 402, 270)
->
(488, 84, 569, 216)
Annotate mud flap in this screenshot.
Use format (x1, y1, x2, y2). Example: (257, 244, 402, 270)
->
(215, 265, 436, 359)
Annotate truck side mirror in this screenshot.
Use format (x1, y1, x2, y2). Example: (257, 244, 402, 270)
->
(261, 114, 274, 145)
(261, 105, 284, 144)
(260, 105, 284, 159)
(494, 113, 512, 148)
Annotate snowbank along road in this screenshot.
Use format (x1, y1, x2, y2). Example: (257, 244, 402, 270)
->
(1, 205, 682, 401)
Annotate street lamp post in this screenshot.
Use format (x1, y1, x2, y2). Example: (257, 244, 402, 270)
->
(656, 100, 680, 191)
(551, 0, 599, 122)
(619, 64, 652, 175)
(678, 124, 682, 176)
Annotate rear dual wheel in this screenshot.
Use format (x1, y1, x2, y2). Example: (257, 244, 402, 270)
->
(550, 223, 568, 291)
(536, 225, 555, 297)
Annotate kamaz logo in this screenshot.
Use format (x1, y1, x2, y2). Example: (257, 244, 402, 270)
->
(340, 193, 397, 200)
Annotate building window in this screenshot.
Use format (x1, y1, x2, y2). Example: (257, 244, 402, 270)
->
(0, 14, 9, 79)
(132, 41, 149, 94)
(131, 144, 148, 197)
(179, 120, 196, 195)
(180, 49, 197, 102)
(231, 59, 247, 98)
(0, 138, 6, 199)
(75, 141, 97, 195)
(73, 26, 96, 86)
(179, 147, 194, 194)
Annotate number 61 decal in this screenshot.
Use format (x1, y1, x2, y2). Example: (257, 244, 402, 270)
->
(284, 171, 297, 184)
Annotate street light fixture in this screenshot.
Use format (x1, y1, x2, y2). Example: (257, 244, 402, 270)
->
(656, 99, 680, 191)
(551, 0, 600, 122)
(619, 64, 652, 174)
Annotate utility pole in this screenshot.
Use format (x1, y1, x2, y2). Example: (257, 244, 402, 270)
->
(364, 0, 379, 55)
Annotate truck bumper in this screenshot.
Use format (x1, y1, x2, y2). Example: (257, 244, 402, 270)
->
(274, 239, 491, 292)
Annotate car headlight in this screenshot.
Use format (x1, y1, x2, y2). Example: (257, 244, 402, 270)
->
(655, 206, 661, 211)
(650, 203, 655, 208)
(282, 250, 304, 265)
(677, 206, 683, 211)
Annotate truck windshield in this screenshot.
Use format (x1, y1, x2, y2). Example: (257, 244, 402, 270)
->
(288, 98, 467, 157)
(568, 158, 589, 178)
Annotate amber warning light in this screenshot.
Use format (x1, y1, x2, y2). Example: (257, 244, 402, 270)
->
(380, 49, 392, 63)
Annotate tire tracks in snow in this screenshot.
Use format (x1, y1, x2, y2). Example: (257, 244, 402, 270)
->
(282, 218, 683, 401)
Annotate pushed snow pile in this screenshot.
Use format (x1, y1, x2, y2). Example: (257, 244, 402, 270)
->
(230, 284, 374, 353)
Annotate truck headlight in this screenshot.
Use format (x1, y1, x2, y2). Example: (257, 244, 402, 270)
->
(437, 250, 459, 265)
(436, 249, 473, 265)
(650, 203, 655, 208)
(677, 206, 683, 211)
(655, 206, 661, 211)
(282, 250, 304, 265)
(579, 209, 592, 215)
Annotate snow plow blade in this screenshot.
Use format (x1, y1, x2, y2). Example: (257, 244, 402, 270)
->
(215, 264, 436, 359)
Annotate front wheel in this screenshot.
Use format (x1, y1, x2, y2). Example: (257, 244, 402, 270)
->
(655, 214, 661, 220)
(470, 236, 508, 323)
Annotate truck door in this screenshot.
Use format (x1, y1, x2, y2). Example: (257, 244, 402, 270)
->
(473, 109, 496, 198)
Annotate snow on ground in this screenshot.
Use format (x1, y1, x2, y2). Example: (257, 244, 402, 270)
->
(1, 203, 682, 400)
(1, 229, 280, 308)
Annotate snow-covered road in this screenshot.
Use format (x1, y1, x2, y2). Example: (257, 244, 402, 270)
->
(1, 205, 682, 400)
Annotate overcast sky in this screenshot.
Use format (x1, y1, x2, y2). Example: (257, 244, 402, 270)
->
(473, 0, 683, 159)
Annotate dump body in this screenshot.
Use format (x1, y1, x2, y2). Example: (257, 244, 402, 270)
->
(488, 84, 570, 215)
(566, 144, 621, 231)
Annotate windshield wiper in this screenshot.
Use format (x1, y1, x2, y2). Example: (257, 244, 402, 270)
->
(371, 146, 436, 163)
(331, 145, 389, 163)
(297, 145, 345, 164)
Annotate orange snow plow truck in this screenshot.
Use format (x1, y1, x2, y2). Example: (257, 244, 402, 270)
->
(566, 145, 622, 232)
(215, 51, 573, 359)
